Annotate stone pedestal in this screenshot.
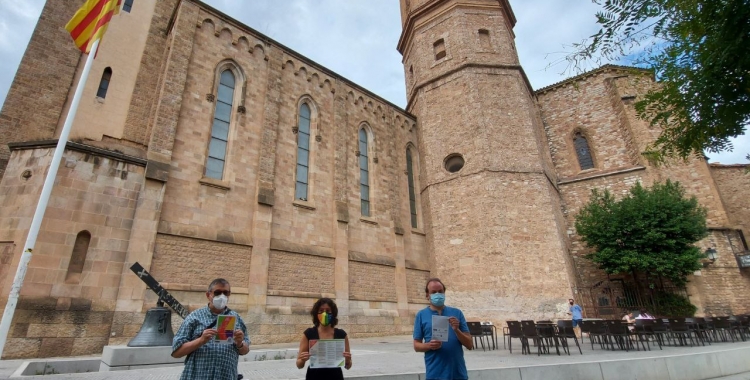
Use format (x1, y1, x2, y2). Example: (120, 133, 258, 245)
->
(99, 345, 184, 371)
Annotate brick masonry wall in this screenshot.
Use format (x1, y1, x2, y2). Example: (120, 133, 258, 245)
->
(694, 268, 750, 316)
(607, 75, 730, 227)
(689, 229, 750, 316)
(540, 69, 749, 317)
(6, 297, 114, 359)
(0, 0, 84, 179)
(709, 165, 750, 238)
(402, 2, 577, 325)
(537, 71, 639, 178)
(406, 268, 430, 303)
(267, 251, 335, 295)
(122, 0, 179, 145)
(348, 262, 397, 302)
(0, 147, 144, 358)
(150, 234, 252, 289)
(147, 1, 199, 158)
(0, 243, 13, 287)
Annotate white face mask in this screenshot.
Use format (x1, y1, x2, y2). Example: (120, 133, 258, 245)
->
(212, 294, 228, 310)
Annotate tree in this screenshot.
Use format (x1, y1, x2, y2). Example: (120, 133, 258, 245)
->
(566, 0, 750, 163)
(574, 180, 708, 287)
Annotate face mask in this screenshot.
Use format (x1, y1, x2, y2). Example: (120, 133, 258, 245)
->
(212, 294, 228, 310)
(569, 302, 574, 305)
(430, 293, 446, 307)
(318, 311, 332, 326)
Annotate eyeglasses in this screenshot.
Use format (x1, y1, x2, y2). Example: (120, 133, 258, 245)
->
(213, 290, 230, 297)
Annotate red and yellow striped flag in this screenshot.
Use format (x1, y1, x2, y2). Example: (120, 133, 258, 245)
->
(65, 0, 123, 53)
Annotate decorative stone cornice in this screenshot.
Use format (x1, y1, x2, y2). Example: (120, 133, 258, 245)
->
(535, 64, 653, 95)
(557, 166, 646, 185)
(8, 140, 147, 166)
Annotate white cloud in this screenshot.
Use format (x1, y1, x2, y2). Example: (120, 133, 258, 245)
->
(0, 0, 745, 163)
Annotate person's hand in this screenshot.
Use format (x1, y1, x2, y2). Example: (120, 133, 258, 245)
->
(343, 351, 352, 370)
(233, 329, 245, 347)
(427, 340, 442, 350)
(297, 351, 310, 363)
(448, 317, 460, 331)
(199, 329, 217, 345)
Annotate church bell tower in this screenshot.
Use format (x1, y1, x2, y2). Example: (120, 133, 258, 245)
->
(398, 0, 577, 320)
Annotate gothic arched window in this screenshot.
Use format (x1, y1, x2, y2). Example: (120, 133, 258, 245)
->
(406, 147, 418, 228)
(96, 67, 112, 98)
(66, 231, 91, 283)
(295, 103, 312, 201)
(574, 132, 594, 170)
(359, 128, 371, 216)
(205, 70, 235, 180)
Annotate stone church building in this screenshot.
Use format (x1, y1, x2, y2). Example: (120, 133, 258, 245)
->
(0, 0, 748, 358)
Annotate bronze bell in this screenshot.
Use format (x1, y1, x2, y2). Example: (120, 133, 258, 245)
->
(128, 307, 174, 347)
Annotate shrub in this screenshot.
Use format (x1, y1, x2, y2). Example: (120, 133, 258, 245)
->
(651, 292, 697, 317)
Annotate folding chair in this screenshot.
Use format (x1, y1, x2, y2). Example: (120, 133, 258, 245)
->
(582, 320, 609, 350)
(520, 320, 543, 356)
(557, 319, 582, 355)
(668, 318, 698, 347)
(467, 321, 490, 351)
(481, 322, 497, 350)
(505, 321, 526, 354)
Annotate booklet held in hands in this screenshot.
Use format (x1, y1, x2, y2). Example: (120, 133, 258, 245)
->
(432, 315, 450, 342)
(309, 339, 346, 368)
(215, 315, 236, 344)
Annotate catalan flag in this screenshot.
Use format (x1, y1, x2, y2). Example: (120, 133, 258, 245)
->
(65, 0, 123, 53)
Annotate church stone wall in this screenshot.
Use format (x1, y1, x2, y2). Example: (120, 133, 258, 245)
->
(539, 69, 750, 317)
(267, 251, 335, 296)
(538, 70, 640, 178)
(122, 0, 180, 145)
(135, 0, 424, 346)
(709, 164, 750, 239)
(0, 147, 145, 358)
(150, 234, 252, 290)
(155, 11, 266, 246)
(2, 0, 750, 359)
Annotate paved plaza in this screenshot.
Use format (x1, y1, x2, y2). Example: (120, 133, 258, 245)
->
(0, 334, 749, 379)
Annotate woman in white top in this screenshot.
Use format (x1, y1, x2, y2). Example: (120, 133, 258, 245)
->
(622, 311, 635, 332)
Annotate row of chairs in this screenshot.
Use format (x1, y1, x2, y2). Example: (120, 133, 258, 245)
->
(501, 316, 749, 356)
(581, 316, 749, 351)
(504, 320, 582, 356)
(635, 316, 747, 347)
(583, 319, 652, 351)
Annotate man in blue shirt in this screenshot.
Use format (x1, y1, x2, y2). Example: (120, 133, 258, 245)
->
(568, 298, 583, 339)
(413, 278, 473, 380)
(172, 278, 250, 380)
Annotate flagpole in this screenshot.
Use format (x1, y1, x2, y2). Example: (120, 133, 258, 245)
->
(0, 39, 101, 359)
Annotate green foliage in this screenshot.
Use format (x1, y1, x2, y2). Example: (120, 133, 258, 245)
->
(651, 292, 697, 317)
(566, 0, 750, 162)
(575, 180, 708, 286)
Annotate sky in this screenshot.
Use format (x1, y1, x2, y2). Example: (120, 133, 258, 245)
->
(0, 0, 746, 164)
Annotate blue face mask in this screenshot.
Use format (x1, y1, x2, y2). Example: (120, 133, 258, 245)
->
(430, 293, 446, 307)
